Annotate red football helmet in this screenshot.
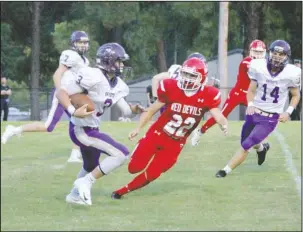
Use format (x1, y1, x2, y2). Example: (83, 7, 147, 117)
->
(178, 57, 208, 91)
(249, 39, 266, 59)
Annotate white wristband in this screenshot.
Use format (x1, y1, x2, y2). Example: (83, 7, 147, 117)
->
(248, 101, 254, 107)
(67, 105, 76, 115)
(286, 106, 294, 115)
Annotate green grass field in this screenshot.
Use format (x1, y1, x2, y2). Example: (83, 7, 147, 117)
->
(1, 121, 301, 231)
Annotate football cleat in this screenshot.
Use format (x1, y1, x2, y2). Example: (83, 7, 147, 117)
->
(65, 192, 87, 205)
(67, 149, 82, 163)
(1, 125, 21, 144)
(74, 177, 92, 205)
(257, 143, 270, 165)
(190, 129, 203, 146)
(215, 170, 227, 178)
(111, 192, 122, 200)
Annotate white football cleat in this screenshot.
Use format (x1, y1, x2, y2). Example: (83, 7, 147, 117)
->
(191, 128, 203, 147)
(67, 149, 82, 163)
(74, 177, 92, 205)
(1, 125, 21, 144)
(65, 188, 87, 205)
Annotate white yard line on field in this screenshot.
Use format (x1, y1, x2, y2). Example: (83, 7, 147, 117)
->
(273, 130, 301, 198)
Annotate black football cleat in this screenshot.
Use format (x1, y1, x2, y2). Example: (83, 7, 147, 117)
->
(257, 143, 270, 165)
(111, 192, 122, 200)
(215, 170, 227, 178)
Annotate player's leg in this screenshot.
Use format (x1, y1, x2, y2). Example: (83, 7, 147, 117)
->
(112, 140, 182, 199)
(111, 135, 159, 197)
(127, 135, 159, 174)
(66, 146, 100, 205)
(216, 113, 278, 177)
(70, 123, 129, 204)
(1, 91, 64, 144)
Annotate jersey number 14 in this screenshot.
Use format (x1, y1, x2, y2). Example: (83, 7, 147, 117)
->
(261, 84, 279, 103)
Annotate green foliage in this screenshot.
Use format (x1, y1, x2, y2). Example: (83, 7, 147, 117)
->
(1, 1, 301, 85)
(1, 23, 29, 81)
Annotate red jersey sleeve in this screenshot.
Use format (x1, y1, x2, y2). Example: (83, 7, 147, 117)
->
(157, 79, 174, 103)
(206, 87, 221, 109)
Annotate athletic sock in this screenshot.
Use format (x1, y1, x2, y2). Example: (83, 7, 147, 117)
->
(223, 165, 232, 174)
(257, 143, 264, 152)
(115, 172, 149, 196)
(85, 173, 96, 184)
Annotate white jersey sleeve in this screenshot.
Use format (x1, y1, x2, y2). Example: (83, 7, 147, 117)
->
(168, 64, 181, 79)
(60, 70, 82, 95)
(116, 78, 130, 99)
(287, 66, 301, 88)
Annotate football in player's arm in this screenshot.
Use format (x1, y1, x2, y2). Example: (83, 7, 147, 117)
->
(111, 57, 227, 199)
(215, 40, 301, 178)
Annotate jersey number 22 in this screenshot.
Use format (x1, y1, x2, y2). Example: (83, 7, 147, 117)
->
(164, 114, 196, 137)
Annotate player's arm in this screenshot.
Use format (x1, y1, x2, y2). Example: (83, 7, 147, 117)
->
(151, 72, 169, 97)
(208, 91, 228, 135)
(116, 98, 145, 117)
(209, 108, 228, 134)
(56, 73, 93, 118)
(288, 87, 301, 110)
(278, 86, 301, 123)
(128, 100, 165, 140)
(246, 80, 258, 115)
(53, 64, 69, 90)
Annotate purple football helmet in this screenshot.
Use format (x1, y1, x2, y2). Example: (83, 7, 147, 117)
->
(267, 40, 291, 69)
(187, 52, 207, 63)
(70, 31, 89, 55)
(96, 43, 131, 78)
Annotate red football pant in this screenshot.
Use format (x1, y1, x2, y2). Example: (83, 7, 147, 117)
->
(201, 88, 247, 133)
(114, 129, 185, 196)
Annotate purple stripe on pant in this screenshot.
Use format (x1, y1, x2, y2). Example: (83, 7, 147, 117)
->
(240, 113, 279, 150)
(69, 122, 129, 172)
(45, 88, 71, 132)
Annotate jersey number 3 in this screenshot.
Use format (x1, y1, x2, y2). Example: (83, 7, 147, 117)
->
(261, 84, 279, 103)
(164, 114, 196, 137)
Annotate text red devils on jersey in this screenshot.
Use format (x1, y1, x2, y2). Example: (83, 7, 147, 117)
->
(234, 56, 252, 90)
(151, 79, 221, 141)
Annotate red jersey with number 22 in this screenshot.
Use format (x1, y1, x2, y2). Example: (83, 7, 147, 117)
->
(150, 79, 221, 141)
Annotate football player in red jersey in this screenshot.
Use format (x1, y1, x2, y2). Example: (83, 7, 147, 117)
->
(111, 58, 228, 199)
(191, 40, 266, 146)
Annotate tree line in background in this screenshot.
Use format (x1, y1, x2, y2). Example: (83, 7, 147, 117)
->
(1, 1, 302, 119)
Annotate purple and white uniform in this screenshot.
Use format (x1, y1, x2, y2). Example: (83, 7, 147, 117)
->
(61, 67, 130, 174)
(240, 59, 301, 150)
(44, 49, 89, 132)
